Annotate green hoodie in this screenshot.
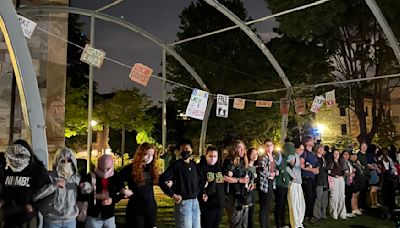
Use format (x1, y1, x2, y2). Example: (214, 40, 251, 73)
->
(275, 143, 295, 188)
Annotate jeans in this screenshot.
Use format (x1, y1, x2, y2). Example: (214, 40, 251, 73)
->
(174, 198, 201, 228)
(200, 205, 224, 228)
(302, 177, 317, 219)
(44, 220, 76, 228)
(85, 216, 115, 228)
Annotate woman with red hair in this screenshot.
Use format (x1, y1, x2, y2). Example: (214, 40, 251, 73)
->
(119, 143, 159, 228)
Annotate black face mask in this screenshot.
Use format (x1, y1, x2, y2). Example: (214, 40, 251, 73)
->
(180, 151, 191, 160)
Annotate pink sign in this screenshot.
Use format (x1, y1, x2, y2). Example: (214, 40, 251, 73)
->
(129, 63, 153, 86)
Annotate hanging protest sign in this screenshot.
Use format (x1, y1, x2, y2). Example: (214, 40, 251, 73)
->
(233, 98, 245, 110)
(280, 98, 289, 115)
(80, 44, 106, 68)
(256, 100, 273, 108)
(325, 90, 336, 108)
(129, 63, 153, 86)
(17, 15, 37, 39)
(216, 94, 229, 118)
(310, 95, 325, 113)
(185, 89, 209, 120)
(295, 98, 306, 115)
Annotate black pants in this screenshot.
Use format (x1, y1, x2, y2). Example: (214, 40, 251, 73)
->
(359, 179, 369, 209)
(274, 186, 288, 228)
(126, 200, 157, 228)
(382, 173, 396, 211)
(248, 190, 256, 228)
(302, 177, 317, 219)
(201, 205, 224, 228)
(345, 184, 353, 213)
(259, 180, 273, 228)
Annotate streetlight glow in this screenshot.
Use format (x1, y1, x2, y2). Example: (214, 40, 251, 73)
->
(316, 123, 326, 133)
(91, 120, 98, 127)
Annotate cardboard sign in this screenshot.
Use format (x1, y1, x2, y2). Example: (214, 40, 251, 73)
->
(280, 98, 289, 115)
(295, 98, 306, 115)
(17, 15, 37, 38)
(310, 95, 325, 113)
(185, 89, 209, 120)
(256, 100, 273, 108)
(216, 94, 229, 118)
(80, 44, 106, 68)
(325, 90, 336, 108)
(233, 98, 245, 110)
(129, 63, 153, 86)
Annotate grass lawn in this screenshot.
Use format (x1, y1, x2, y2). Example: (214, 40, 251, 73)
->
(115, 187, 395, 228)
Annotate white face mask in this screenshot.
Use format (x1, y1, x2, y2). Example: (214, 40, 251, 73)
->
(58, 162, 74, 179)
(143, 154, 154, 165)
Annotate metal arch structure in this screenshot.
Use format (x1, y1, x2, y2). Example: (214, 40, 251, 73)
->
(18, 5, 213, 154)
(0, 0, 48, 165)
(203, 0, 293, 144)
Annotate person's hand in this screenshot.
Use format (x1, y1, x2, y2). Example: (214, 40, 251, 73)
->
(57, 179, 65, 188)
(312, 167, 320, 174)
(228, 171, 233, 177)
(0, 200, 4, 208)
(202, 194, 208, 202)
(275, 170, 280, 176)
(249, 183, 256, 191)
(96, 192, 109, 201)
(26, 204, 33, 213)
(239, 176, 250, 184)
(120, 188, 133, 198)
(102, 197, 112, 205)
(172, 194, 182, 204)
(351, 173, 355, 177)
(165, 180, 173, 188)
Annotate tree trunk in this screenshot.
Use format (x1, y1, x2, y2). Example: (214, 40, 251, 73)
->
(121, 125, 126, 167)
(354, 90, 368, 144)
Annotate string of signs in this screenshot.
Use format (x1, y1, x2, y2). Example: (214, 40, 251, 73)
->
(16, 14, 400, 121)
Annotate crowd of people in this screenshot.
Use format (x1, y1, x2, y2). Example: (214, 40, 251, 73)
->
(0, 137, 399, 228)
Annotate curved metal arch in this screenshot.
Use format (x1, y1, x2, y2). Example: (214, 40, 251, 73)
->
(18, 5, 210, 92)
(0, 1, 48, 165)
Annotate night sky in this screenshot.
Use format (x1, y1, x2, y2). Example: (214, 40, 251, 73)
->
(70, 0, 278, 102)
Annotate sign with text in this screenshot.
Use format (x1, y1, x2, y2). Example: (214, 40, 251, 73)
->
(129, 63, 153, 86)
(325, 90, 336, 108)
(80, 44, 106, 68)
(185, 89, 209, 120)
(17, 15, 37, 38)
(233, 98, 245, 110)
(280, 98, 289, 115)
(216, 94, 229, 118)
(310, 95, 325, 113)
(295, 98, 306, 115)
(256, 100, 273, 108)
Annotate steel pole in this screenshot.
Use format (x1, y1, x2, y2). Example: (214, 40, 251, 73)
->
(86, 14, 95, 172)
(162, 49, 167, 153)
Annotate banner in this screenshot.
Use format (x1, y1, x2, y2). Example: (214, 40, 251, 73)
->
(185, 89, 209, 120)
(280, 98, 289, 115)
(310, 95, 325, 113)
(256, 100, 273, 108)
(216, 94, 229, 118)
(17, 15, 37, 38)
(233, 98, 245, 110)
(129, 63, 153, 86)
(325, 89, 336, 108)
(295, 98, 306, 115)
(80, 44, 106, 68)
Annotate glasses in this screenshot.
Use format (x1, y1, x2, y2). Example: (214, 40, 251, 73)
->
(60, 159, 72, 163)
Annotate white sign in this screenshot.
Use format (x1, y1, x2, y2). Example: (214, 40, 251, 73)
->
(325, 90, 336, 108)
(129, 63, 153, 86)
(17, 15, 37, 39)
(216, 94, 229, 118)
(233, 98, 245, 110)
(185, 89, 209, 120)
(80, 44, 106, 68)
(310, 95, 325, 113)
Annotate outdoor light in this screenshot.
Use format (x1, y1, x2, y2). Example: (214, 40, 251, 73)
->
(316, 123, 326, 134)
(258, 147, 265, 155)
(275, 146, 281, 152)
(90, 120, 98, 127)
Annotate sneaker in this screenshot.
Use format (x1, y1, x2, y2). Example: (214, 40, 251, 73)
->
(355, 209, 362, 215)
(371, 204, 378, 208)
(346, 213, 356, 218)
(376, 203, 382, 207)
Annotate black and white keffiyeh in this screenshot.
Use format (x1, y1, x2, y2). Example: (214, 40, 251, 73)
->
(5, 144, 31, 172)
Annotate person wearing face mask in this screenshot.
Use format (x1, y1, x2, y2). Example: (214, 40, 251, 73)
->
(198, 146, 225, 228)
(0, 139, 51, 228)
(118, 143, 159, 228)
(159, 139, 203, 228)
(34, 147, 81, 228)
(81, 154, 124, 228)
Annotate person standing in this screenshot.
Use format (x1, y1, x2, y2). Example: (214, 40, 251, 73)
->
(199, 146, 225, 228)
(159, 139, 203, 228)
(313, 144, 329, 220)
(274, 143, 291, 228)
(119, 143, 159, 228)
(34, 147, 81, 228)
(258, 139, 278, 228)
(379, 148, 398, 212)
(366, 144, 381, 208)
(327, 150, 348, 220)
(300, 136, 319, 224)
(246, 148, 258, 228)
(357, 142, 369, 210)
(349, 152, 365, 215)
(287, 143, 306, 228)
(0, 140, 51, 228)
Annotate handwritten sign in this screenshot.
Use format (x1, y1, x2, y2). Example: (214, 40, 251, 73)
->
(129, 63, 153, 86)
(216, 94, 229, 118)
(256, 100, 273, 108)
(185, 89, 209, 120)
(17, 15, 37, 38)
(80, 44, 106, 68)
(310, 95, 325, 113)
(295, 98, 306, 115)
(233, 98, 245, 110)
(325, 90, 336, 108)
(280, 98, 289, 115)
